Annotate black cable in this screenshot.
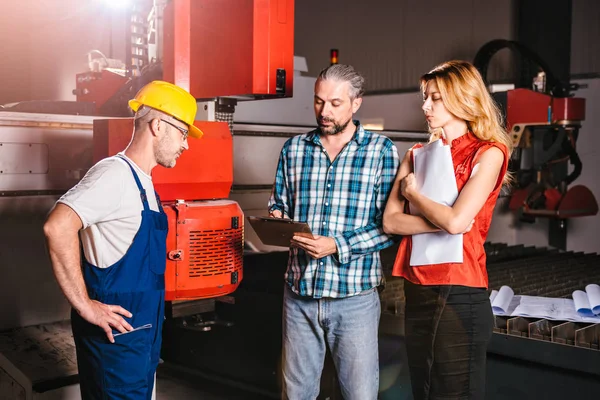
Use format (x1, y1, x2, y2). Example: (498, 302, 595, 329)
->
(473, 39, 571, 97)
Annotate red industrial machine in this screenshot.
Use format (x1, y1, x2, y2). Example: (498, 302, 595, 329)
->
(474, 39, 599, 249)
(83, 0, 294, 311)
(162, 0, 294, 99)
(501, 89, 597, 219)
(74, 69, 128, 115)
(74, 0, 294, 115)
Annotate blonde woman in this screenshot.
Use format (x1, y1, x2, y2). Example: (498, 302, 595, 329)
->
(383, 60, 512, 400)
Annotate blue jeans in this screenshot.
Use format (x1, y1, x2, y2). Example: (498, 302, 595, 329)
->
(282, 284, 380, 400)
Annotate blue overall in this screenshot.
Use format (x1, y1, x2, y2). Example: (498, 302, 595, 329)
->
(71, 156, 167, 400)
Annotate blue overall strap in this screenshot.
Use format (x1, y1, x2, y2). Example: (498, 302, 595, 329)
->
(154, 192, 165, 214)
(116, 155, 150, 211)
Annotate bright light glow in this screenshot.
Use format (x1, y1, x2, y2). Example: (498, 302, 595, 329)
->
(362, 118, 385, 131)
(101, 0, 133, 9)
(488, 83, 515, 93)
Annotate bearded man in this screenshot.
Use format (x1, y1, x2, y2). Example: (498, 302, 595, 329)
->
(268, 64, 400, 400)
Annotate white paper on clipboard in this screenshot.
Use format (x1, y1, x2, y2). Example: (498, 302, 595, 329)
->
(409, 140, 463, 266)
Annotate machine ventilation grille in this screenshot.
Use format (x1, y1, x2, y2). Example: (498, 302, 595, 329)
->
(188, 228, 243, 277)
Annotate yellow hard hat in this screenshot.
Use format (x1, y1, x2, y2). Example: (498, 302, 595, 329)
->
(128, 80, 204, 139)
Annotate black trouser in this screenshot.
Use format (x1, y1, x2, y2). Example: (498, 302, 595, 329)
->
(404, 280, 493, 400)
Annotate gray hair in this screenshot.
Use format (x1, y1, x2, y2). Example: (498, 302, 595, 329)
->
(317, 64, 365, 100)
(133, 105, 163, 130)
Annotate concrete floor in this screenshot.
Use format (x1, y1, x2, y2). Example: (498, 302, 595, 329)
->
(156, 363, 277, 400)
(23, 335, 410, 399)
(154, 334, 413, 400)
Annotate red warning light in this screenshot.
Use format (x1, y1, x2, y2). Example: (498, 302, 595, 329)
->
(330, 49, 339, 65)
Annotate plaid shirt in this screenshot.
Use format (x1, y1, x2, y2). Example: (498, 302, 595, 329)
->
(268, 121, 400, 298)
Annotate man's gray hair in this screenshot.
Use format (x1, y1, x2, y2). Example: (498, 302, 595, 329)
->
(317, 64, 365, 100)
(133, 105, 163, 130)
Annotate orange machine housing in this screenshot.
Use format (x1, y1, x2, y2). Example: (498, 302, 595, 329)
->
(93, 119, 244, 301)
(162, 0, 295, 99)
(164, 200, 243, 300)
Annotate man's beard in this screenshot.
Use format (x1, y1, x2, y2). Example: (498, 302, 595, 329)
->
(155, 135, 177, 168)
(317, 117, 351, 135)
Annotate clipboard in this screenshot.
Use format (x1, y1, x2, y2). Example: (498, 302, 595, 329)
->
(247, 216, 314, 247)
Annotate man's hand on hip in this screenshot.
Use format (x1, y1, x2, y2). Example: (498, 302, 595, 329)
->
(291, 235, 337, 259)
(78, 300, 134, 343)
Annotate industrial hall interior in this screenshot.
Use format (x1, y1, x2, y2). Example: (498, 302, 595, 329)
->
(1, 0, 599, 399)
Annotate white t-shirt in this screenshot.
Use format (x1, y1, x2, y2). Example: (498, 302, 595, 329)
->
(58, 153, 160, 268)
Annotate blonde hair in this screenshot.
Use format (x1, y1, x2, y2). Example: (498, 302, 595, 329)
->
(420, 60, 513, 184)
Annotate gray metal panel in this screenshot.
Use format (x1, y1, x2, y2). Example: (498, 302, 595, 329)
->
(0, 112, 95, 192)
(0, 143, 49, 174)
(233, 75, 318, 126)
(0, 114, 94, 329)
(0, 195, 72, 331)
